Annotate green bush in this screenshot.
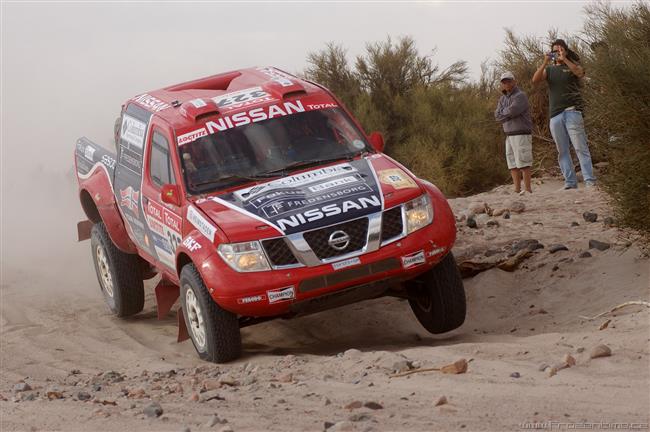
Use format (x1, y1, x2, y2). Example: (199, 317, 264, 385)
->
(581, 2, 650, 235)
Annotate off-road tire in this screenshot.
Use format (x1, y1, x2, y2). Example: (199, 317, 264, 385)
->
(180, 264, 242, 363)
(407, 252, 466, 334)
(90, 222, 144, 317)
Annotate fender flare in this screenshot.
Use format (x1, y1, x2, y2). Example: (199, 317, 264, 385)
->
(78, 164, 137, 253)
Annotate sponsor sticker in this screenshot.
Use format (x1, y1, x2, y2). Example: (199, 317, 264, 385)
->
(212, 86, 273, 109)
(427, 247, 446, 258)
(177, 127, 208, 145)
(119, 186, 140, 215)
(267, 286, 295, 304)
(189, 98, 207, 108)
(120, 114, 147, 149)
(401, 250, 426, 269)
(182, 236, 201, 252)
(307, 175, 359, 193)
(187, 205, 217, 242)
(132, 93, 171, 112)
(332, 257, 361, 271)
(101, 154, 116, 169)
(378, 169, 418, 190)
(237, 295, 266, 305)
(84, 145, 96, 162)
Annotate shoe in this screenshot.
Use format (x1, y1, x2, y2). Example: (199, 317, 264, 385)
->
(585, 182, 597, 188)
(559, 184, 578, 191)
(519, 190, 532, 196)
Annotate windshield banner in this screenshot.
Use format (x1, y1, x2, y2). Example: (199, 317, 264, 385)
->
(212, 159, 383, 235)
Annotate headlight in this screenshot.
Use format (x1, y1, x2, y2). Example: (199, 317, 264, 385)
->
(404, 194, 434, 234)
(217, 241, 271, 272)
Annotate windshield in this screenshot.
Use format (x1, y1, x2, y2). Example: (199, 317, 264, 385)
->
(178, 108, 373, 194)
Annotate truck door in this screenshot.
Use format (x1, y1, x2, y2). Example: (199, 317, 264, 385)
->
(140, 124, 184, 270)
(113, 103, 153, 257)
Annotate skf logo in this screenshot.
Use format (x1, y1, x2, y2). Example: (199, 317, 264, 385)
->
(120, 186, 140, 215)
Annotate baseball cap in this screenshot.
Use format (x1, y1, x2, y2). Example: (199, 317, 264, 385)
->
(500, 71, 515, 82)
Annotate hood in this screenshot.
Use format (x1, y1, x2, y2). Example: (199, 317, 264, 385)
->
(194, 155, 423, 241)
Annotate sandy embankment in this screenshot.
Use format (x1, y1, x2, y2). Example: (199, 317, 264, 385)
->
(1, 177, 649, 431)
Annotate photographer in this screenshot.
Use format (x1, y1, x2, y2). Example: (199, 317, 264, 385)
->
(532, 39, 596, 190)
(495, 71, 533, 195)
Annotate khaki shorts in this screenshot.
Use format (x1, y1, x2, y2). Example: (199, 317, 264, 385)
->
(505, 135, 533, 169)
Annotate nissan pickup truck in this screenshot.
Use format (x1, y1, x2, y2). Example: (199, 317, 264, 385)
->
(74, 66, 466, 363)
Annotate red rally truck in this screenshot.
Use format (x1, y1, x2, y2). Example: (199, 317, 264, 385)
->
(74, 67, 466, 363)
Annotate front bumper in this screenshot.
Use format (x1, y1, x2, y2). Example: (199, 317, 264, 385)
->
(198, 191, 456, 317)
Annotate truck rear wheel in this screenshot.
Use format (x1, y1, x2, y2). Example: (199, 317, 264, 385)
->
(407, 252, 466, 334)
(91, 222, 144, 317)
(180, 264, 242, 363)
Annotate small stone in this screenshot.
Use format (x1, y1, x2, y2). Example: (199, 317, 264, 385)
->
(570, 221, 580, 227)
(583, 212, 598, 223)
(468, 202, 487, 215)
(589, 240, 610, 251)
(576, 347, 585, 353)
(92, 384, 102, 392)
(486, 220, 499, 228)
(440, 358, 468, 374)
(46, 390, 64, 400)
(603, 217, 615, 227)
(538, 363, 549, 372)
(508, 201, 526, 213)
(343, 348, 362, 358)
(547, 367, 557, 377)
(348, 412, 373, 422)
(476, 213, 491, 226)
(510, 372, 521, 378)
(202, 379, 222, 391)
(77, 391, 92, 401)
(276, 373, 293, 383)
(563, 354, 576, 366)
(549, 244, 569, 254)
(466, 216, 477, 229)
(344, 400, 363, 410)
(553, 362, 570, 372)
(330, 421, 354, 432)
(363, 401, 383, 410)
(323, 397, 331, 406)
(128, 388, 146, 399)
(242, 375, 256, 386)
(579, 251, 592, 258)
(492, 208, 507, 217)
(218, 426, 234, 432)
(324, 422, 335, 430)
(189, 392, 199, 402)
(143, 402, 163, 418)
(503, 211, 510, 219)
(392, 360, 411, 373)
(434, 396, 448, 406)
(599, 319, 611, 330)
(13, 382, 32, 393)
(205, 414, 228, 427)
(590, 344, 612, 359)
(218, 375, 239, 387)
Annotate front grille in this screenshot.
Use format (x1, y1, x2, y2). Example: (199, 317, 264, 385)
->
(262, 238, 299, 266)
(381, 206, 403, 241)
(303, 218, 369, 260)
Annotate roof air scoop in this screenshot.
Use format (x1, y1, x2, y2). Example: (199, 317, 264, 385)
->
(179, 98, 219, 121)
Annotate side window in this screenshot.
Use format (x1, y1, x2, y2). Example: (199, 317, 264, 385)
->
(149, 131, 176, 188)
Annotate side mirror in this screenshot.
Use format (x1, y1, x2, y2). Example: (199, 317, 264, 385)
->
(369, 132, 385, 153)
(161, 184, 181, 206)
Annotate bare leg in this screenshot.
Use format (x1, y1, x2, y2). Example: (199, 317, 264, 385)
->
(521, 167, 532, 193)
(510, 169, 522, 193)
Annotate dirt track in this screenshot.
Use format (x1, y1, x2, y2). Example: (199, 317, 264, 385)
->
(2, 178, 648, 431)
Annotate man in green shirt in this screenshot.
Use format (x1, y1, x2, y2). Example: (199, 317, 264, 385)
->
(532, 39, 596, 189)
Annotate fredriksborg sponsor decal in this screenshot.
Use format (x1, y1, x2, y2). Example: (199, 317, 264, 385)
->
(214, 159, 383, 235)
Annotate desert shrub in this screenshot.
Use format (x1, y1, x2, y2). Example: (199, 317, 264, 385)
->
(581, 1, 650, 235)
(304, 36, 506, 197)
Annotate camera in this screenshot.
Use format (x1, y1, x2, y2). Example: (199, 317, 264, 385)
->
(548, 51, 558, 61)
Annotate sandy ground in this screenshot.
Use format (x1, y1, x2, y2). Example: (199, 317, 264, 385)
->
(1, 177, 649, 432)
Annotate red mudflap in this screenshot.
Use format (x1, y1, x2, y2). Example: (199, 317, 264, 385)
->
(177, 308, 190, 343)
(154, 281, 179, 320)
(77, 220, 93, 242)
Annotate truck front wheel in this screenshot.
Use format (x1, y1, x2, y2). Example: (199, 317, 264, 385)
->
(407, 252, 466, 334)
(180, 264, 242, 363)
(90, 222, 144, 317)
